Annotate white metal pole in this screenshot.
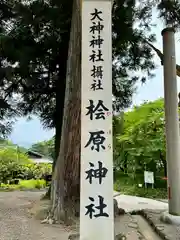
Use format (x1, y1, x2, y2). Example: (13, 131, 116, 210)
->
(162, 27, 180, 215)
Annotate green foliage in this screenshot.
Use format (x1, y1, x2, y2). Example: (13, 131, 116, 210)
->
(0, 147, 30, 182)
(22, 163, 52, 180)
(114, 181, 167, 199)
(114, 98, 166, 176)
(0, 139, 14, 146)
(0, 0, 162, 126)
(30, 137, 55, 159)
(0, 0, 21, 137)
(0, 145, 52, 182)
(157, 0, 180, 29)
(0, 102, 16, 139)
(0, 0, 72, 129)
(0, 140, 28, 152)
(114, 173, 167, 199)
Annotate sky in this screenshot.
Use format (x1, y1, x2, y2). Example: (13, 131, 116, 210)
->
(9, 10, 180, 148)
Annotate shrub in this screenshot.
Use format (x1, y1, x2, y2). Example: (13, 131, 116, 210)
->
(0, 148, 31, 183)
(0, 147, 52, 183)
(22, 163, 52, 180)
(114, 172, 168, 199)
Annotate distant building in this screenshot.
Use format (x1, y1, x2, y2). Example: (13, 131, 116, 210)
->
(26, 150, 53, 164)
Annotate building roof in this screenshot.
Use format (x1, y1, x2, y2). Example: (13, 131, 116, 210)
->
(26, 150, 44, 158)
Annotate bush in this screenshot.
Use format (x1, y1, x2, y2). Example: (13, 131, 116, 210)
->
(114, 180, 167, 199)
(114, 171, 167, 199)
(114, 171, 167, 187)
(0, 147, 52, 184)
(22, 163, 52, 180)
(0, 148, 31, 183)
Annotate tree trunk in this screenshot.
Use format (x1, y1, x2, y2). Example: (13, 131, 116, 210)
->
(44, 32, 71, 200)
(54, 40, 70, 169)
(50, 0, 81, 223)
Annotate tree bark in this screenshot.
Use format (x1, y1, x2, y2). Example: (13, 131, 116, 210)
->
(50, 0, 81, 223)
(44, 31, 71, 200)
(54, 40, 70, 168)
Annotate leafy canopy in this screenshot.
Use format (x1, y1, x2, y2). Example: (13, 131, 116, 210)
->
(0, 0, 160, 125)
(114, 99, 166, 173)
(0, 0, 180, 144)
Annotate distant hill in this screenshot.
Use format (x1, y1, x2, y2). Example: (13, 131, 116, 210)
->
(0, 139, 28, 153)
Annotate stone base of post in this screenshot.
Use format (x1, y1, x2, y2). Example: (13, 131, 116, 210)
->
(160, 211, 180, 225)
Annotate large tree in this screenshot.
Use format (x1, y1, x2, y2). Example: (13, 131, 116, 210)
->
(0, 0, 72, 162)
(0, 0, 157, 160)
(1, 0, 180, 221)
(0, 0, 20, 137)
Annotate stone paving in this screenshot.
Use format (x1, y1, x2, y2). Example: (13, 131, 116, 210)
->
(70, 209, 163, 239)
(114, 213, 144, 240)
(133, 209, 180, 240)
(113, 193, 180, 240)
(114, 208, 180, 240)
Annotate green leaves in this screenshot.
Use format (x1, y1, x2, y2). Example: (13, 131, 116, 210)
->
(114, 98, 166, 174)
(157, 0, 180, 29)
(30, 136, 55, 159)
(22, 163, 52, 180)
(0, 0, 160, 123)
(0, 147, 30, 182)
(0, 145, 52, 182)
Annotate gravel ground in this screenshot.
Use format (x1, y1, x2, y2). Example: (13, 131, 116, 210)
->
(0, 191, 165, 240)
(0, 191, 70, 240)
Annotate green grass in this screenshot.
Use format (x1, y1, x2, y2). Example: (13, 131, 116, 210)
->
(0, 179, 46, 191)
(114, 174, 167, 199)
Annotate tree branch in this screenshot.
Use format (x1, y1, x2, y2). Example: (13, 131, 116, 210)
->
(144, 39, 180, 77)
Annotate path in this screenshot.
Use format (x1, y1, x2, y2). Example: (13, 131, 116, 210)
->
(114, 192, 168, 212)
(133, 215, 161, 240)
(114, 192, 167, 239)
(0, 191, 167, 240)
(0, 191, 71, 240)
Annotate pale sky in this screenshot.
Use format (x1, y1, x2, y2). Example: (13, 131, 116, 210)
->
(9, 10, 180, 147)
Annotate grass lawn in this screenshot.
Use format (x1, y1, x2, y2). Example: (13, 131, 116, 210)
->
(0, 179, 46, 191)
